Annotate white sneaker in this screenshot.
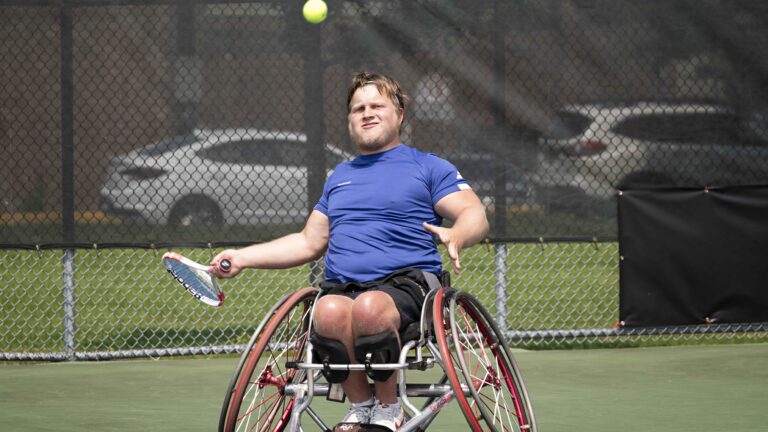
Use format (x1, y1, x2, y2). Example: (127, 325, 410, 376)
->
(339, 402, 372, 424)
(370, 402, 404, 431)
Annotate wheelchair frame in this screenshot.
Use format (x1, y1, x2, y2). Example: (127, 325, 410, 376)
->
(219, 282, 536, 432)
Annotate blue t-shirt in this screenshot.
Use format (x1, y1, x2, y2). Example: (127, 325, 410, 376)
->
(314, 144, 470, 282)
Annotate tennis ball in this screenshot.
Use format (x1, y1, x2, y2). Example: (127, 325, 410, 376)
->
(303, 0, 327, 24)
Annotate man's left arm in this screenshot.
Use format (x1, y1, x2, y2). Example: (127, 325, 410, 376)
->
(423, 190, 489, 272)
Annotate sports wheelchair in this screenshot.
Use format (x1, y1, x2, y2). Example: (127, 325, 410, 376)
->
(219, 273, 536, 432)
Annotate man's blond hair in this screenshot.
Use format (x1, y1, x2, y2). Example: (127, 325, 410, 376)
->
(346, 71, 410, 116)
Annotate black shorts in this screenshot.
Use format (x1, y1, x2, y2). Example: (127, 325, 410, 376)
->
(318, 268, 434, 331)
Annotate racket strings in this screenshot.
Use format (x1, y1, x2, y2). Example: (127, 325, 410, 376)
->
(162, 255, 223, 306)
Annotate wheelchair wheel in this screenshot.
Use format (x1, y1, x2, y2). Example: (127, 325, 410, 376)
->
(434, 289, 537, 432)
(220, 286, 319, 432)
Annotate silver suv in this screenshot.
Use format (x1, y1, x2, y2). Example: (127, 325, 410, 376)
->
(535, 101, 768, 202)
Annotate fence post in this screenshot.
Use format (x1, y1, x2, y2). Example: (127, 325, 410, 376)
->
(174, 3, 199, 135)
(60, 2, 75, 243)
(62, 249, 77, 360)
(490, 0, 508, 337)
(60, 3, 76, 361)
(302, 13, 326, 213)
(494, 243, 508, 335)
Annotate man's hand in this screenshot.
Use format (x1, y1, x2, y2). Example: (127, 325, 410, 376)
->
(423, 222, 464, 272)
(428, 189, 490, 273)
(210, 249, 241, 278)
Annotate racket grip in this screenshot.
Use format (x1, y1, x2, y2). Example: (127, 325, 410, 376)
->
(219, 259, 232, 273)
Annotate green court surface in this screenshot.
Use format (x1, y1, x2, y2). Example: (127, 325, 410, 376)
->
(1, 343, 766, 431)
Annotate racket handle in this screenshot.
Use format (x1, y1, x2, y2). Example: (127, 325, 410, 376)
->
(219, 259, 232, 273)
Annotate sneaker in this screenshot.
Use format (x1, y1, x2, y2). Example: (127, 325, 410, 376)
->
(339, 402, 372, 424)
(370, 402, 404, 431)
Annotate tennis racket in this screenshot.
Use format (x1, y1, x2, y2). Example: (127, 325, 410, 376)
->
(162, 252, 231, 307)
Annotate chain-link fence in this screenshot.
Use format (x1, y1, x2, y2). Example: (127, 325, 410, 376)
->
(2, 1, 768, 359)
(2, 243, 766, 361)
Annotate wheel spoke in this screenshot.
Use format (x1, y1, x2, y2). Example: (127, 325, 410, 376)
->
(238, 390, 281, 428)
(223, 288, 319, 432)
(437, 290, 536, 432)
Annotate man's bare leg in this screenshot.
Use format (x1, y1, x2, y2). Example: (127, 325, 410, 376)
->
(351, 291, 401, 404)
(313, 295, 372, 402)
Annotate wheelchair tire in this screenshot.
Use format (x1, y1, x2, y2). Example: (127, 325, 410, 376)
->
(220, 286, 319, 432)
(434, 289, 537, 432)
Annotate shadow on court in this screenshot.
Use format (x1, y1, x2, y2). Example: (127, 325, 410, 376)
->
(1, 343, 766, 431)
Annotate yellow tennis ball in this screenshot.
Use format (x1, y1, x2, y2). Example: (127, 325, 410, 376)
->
(303, 0, 327, 24)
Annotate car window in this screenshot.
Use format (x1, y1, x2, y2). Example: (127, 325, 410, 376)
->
(198, 140, 285, 165)
(279, 142, 351, 168)
(279, 143, 349, 168)
(542, 111, 591, 139)
(613, 113, 740, 145)
(138, 134, 197, 157)
(276, 141, 307, 166)
(199, 138, 348, 167)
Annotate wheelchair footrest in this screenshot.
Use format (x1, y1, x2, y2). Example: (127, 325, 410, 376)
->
(406, 355, 434, 370)
(333, 424, 394, 432)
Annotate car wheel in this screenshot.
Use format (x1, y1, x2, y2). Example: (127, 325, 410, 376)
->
(168, 195, 223, 226)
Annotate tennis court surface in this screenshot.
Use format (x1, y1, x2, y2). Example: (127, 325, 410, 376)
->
(1, 342, 766, 431)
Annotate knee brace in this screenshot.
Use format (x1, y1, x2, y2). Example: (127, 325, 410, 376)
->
(310, 333, 350, 383)
(354, 331, 400, 382)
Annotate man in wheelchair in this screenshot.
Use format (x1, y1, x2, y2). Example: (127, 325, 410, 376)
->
(212, 71, 488, 431)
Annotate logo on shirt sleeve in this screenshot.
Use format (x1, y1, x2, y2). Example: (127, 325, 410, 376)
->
(455, 171, 471, 190)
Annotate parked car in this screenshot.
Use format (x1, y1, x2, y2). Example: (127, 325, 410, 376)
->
(99, 128, 353, 225)
(535, 101, 768, 204)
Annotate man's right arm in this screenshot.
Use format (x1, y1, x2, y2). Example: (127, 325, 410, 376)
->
(211, 210, 329, 278)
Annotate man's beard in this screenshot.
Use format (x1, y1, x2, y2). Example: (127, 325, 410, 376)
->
(352, 127, 398, 154)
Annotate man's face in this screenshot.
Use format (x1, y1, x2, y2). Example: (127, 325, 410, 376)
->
(347, 84, 403, 154)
